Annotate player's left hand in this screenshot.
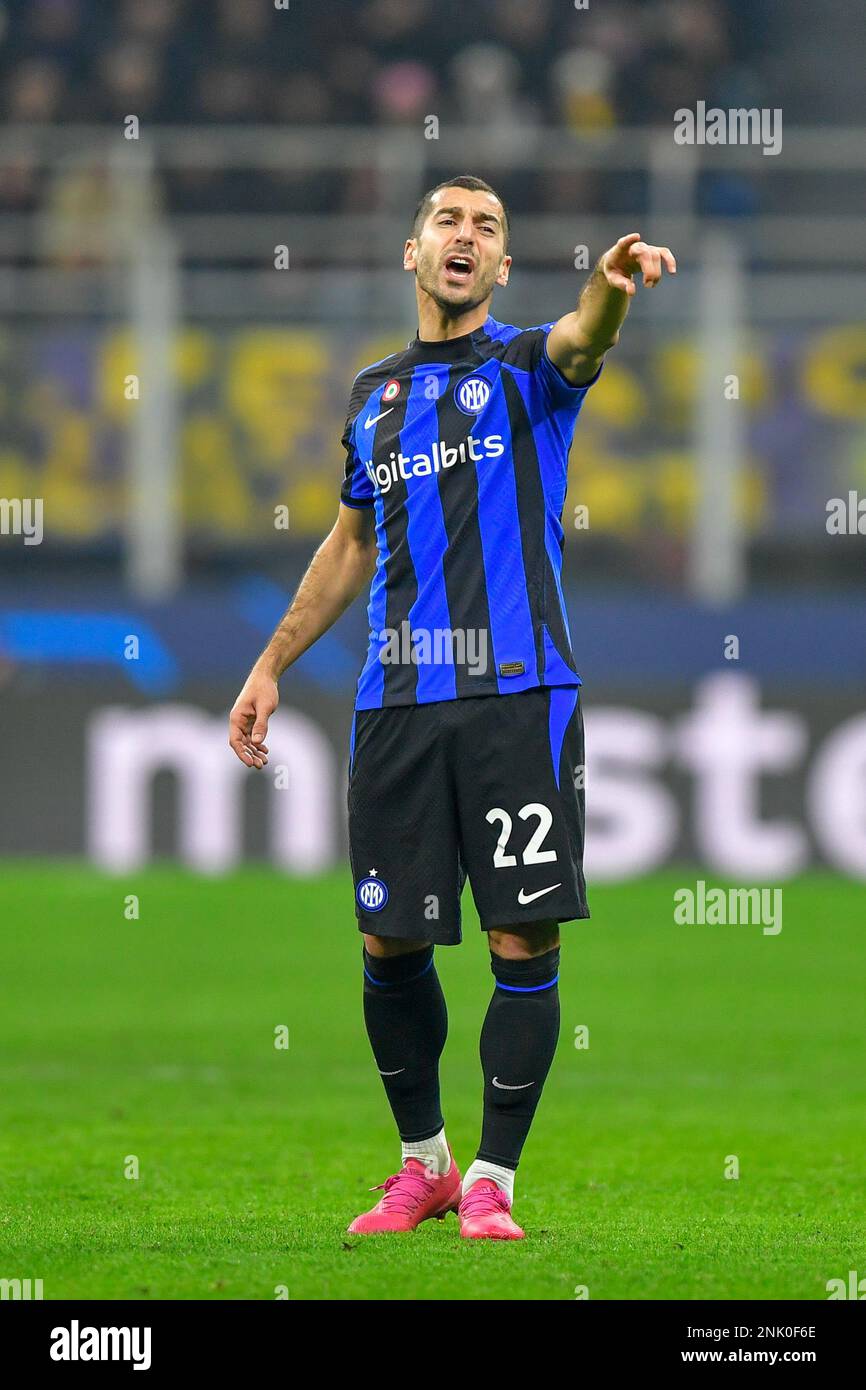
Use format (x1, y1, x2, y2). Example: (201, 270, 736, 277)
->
(602, 233, 677, 295)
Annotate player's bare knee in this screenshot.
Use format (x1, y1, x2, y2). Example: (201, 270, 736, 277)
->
(363, 933, 432, 959)
(488, 920, 560, 960)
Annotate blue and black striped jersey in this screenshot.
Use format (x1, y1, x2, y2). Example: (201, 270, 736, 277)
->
(340, 313, 601, 710)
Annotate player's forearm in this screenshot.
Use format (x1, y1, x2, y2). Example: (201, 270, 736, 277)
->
(569, 258, 630, 356)
(252, 526, 375, 681)
(549, 236, 675, 382)
(546, 258, 629, 383)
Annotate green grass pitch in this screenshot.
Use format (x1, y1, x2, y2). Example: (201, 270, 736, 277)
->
(1, 865, 864, 1301)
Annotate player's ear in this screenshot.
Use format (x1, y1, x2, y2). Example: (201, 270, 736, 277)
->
(496, 254, 512, 288)
(403, 238, 417, 272)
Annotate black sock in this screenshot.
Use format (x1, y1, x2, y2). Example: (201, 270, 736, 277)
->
(362, 945, 447, 1142)
(476, 947, 561, 1169)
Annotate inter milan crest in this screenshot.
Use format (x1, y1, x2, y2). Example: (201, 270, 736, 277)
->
(356, 870, 389, 912)
(455, 375, 490, 415)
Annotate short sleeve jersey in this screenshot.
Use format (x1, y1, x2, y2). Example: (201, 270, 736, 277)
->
(340, 314, 602, 709)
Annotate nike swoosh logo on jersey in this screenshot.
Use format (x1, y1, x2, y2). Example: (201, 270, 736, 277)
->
(364, 408, 394, 428)
(492, 1077, 535, 1090)
(378, 1067, 405, 1076)
(517, 883, 562, 905)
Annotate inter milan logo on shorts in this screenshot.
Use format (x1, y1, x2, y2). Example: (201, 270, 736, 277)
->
(455, 375, 491, 415)
(357, 871, 389, 912)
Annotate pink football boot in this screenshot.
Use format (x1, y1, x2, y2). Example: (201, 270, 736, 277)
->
(347, 1154, 461, 1234)
(458, 1178, 525, 1239)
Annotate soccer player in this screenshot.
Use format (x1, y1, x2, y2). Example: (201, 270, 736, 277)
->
(229, 176, 675, 1239)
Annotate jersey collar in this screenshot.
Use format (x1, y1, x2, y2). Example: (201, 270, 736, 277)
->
(407, 316, 492, 360)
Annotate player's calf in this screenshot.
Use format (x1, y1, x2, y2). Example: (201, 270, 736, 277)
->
(350, 939, 460, 1233)
(460, 935, 561, 1239)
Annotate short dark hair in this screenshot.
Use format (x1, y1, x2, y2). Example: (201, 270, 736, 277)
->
(412, 175, 510, 251)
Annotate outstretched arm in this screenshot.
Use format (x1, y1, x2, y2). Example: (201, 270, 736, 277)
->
(228, 502, 377, 769)
(547, 232, 677, 385)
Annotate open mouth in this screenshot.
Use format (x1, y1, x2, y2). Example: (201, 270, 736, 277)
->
(443, 254, 475, 282)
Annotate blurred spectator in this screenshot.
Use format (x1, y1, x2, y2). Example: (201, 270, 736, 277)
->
(92, 39, 164, 121)
(485, 0, 556, 109)
(196, 62, 265, 123)
(19, 0, 84, 64)
(215, 0, 270, 46)
(268, 72, 332, 125)
(360, 0, 436, 57)
(372, 61, 436, 126)
(118, 0, 178, 46)
(5, 57, 65, 121)
(0, 152, 42, 212)
(550, 49, 616, 132)
(450, 44, 539, 133)
(322, 43, 378, 124)
(660, 0, 730, 68)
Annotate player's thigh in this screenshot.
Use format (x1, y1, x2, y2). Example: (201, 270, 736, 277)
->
(452, 687, 588, 931)
(348, 704, 464, 944)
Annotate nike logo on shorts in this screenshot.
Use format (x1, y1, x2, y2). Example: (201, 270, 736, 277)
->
(492, 1077, 535, 1090)
(517, 883, 561, 905)
(378, 1067, 405, 1076)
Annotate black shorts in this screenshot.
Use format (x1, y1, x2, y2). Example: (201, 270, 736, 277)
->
(347, 686, 588, 945)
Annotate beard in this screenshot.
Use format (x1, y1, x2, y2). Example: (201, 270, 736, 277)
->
(414, 248, 498, 317)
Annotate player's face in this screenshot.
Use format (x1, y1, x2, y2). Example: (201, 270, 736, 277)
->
(405, 187, 511, 313)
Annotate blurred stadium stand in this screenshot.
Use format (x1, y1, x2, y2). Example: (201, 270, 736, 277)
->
(1, 0, 864, 582)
